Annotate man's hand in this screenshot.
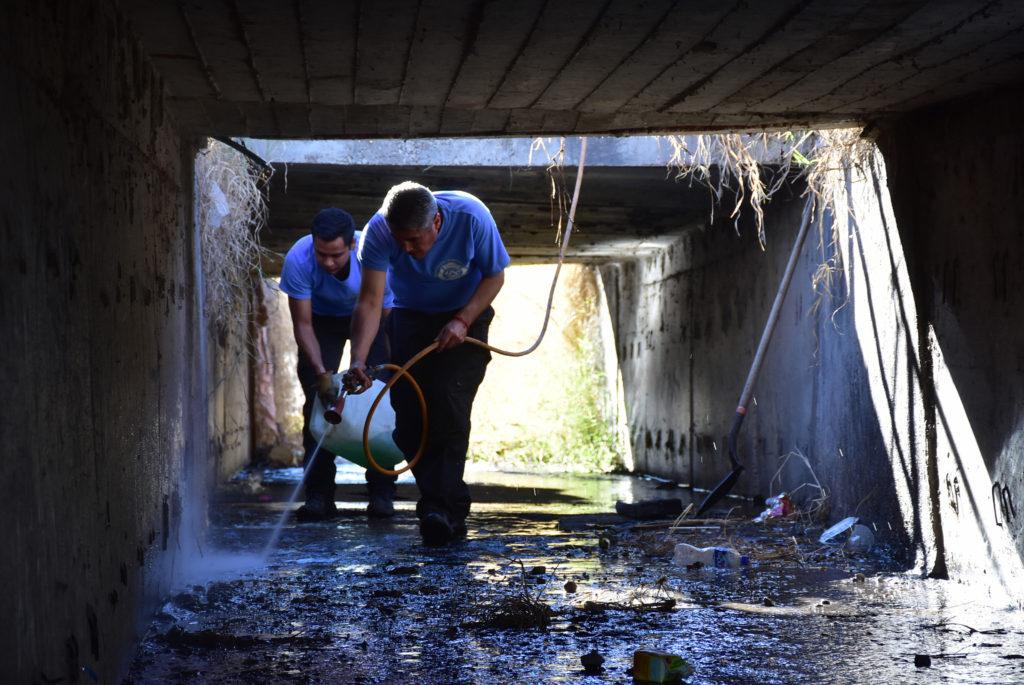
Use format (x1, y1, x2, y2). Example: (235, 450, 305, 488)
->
(344, 361, 372, 395)
(435, 316, 469, 351)
(316, 372, 339, 405)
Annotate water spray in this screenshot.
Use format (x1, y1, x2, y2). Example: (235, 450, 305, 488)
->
(260, 426, 334, 562)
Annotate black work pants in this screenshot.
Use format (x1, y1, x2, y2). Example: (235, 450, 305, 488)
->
(387, 307, 493, 525)
(297, 312, 393, 499)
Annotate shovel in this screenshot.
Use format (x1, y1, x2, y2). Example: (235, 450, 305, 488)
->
(695, 199, 814, 517)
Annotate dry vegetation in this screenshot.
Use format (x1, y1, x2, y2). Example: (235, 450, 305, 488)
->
(663, 129, 876, 249)
(194, 139, 271, 336)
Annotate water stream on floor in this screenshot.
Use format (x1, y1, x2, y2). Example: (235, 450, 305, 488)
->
(129, 466, 1024, 684)
(259, 429, 330, 561)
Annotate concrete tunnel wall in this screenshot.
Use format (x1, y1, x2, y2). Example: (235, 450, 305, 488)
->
(1, 3, 213, 682)
(875, 89, 1024, 598)
(599, 188, 905, 539)
(599, 91, 1024, 600)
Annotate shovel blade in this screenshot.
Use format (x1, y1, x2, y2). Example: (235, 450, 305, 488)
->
(695, 466, 744, 517)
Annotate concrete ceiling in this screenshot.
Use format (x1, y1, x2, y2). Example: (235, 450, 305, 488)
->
(248, 136, 774, 267)
(259, 162, 726, 267)
(127, 1, 1024, 267)
(124, 0, 1024, 139)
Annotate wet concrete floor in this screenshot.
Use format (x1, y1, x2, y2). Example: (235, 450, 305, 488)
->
(125, 462, 1024, 684)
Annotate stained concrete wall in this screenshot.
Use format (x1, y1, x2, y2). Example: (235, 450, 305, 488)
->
(209, 320, 256, 483)
(601, 97, 1024, 600)
(1, 2, 207, 682)
(876, 89, 1024, 597)
(599, 188, 905, 539)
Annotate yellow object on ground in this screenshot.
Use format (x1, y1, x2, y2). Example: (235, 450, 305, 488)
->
(632, 649, 695, 682)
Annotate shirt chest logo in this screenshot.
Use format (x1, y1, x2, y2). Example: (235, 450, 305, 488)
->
(435, 260, 469, 281)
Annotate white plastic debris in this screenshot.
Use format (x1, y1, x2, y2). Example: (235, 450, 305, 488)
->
(819, 516, 859, 544)
(847, 524, 875, 553)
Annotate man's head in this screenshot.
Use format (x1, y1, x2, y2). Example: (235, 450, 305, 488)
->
(311, 208, 356, 276)
(382, 181, 441, 259)
(311, 208, 357, 244)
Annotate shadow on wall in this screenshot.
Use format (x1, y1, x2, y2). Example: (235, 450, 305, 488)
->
(843, 151, 1024, 599)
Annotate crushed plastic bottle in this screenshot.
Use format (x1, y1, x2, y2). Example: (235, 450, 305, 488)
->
(754, 492, 793, 522)
(673, 542, 749, 569)
(846, 524, 875, 553)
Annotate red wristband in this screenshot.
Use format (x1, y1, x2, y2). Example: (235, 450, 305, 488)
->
(453, 314, 470, 328)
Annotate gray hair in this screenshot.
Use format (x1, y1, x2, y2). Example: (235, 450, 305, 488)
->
(382, 181, 437, 232)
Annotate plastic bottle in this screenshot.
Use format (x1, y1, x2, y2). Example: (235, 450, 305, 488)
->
(846, 524, 874, 553)
(673, 542, 749, 569)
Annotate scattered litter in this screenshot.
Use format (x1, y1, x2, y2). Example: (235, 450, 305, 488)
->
(766, 449, 831, 522)
(673, 543, 749, 569)
(754, 492, 793, 522)
(631, 649, 695, 683)
(819, 516, 859, 544)
(564, 580, 577, 594)
(914, 654, 931, 668)
(846, 524, 874, 553)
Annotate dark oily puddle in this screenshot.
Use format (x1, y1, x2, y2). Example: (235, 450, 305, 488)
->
(126, 464, 1024, 683)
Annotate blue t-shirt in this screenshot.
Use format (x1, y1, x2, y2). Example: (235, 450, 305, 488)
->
(358, 191, 510, 313)
(279, 232, 394, 316)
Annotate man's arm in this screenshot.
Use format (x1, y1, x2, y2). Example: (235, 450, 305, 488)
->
(288, 297, 328, 374)
(435, 270, 505, 351)
(346, 268, 388, 391)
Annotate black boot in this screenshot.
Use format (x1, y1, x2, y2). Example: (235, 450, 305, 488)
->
(367, 491, 395, 518)
(295, 492, 338, 522)
(420, 512, 454, 547)
(365, 469, 397, 518)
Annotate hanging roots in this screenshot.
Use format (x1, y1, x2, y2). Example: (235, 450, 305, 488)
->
(664, 129, 875, 243)
(665, 129, 877, 340)
(194, 138, 271, 336)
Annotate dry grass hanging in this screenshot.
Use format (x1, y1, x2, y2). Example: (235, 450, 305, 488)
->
(802, 129, 877, 339)
(665, 128, 877, 347)
(194, 138, 271, 336)
(664, 131, 812, 249)
(663, 129, 875, 249)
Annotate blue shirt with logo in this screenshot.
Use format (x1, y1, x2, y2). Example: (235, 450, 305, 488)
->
(279, 231, 394, 316)
(359, 191, 510, 313)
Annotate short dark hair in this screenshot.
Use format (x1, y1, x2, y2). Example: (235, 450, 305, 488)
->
(382, 181, 437, 232)
(311, 208, 356, 244)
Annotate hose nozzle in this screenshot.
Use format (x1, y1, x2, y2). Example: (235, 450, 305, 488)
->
(323, 389, 347, 425)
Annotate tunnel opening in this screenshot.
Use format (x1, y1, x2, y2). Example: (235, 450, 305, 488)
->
(192, 133, 864, 516)
(192, 134, 813, 524)
(131, 119, 1024, 676)
(140, 127, 1024, 683)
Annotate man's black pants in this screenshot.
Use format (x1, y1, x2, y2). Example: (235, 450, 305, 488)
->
(297, 313, 393, 499)
(387, 307, 493, 526)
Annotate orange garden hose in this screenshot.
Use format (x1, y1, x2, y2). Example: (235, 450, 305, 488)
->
(358, 138, 589, 475)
